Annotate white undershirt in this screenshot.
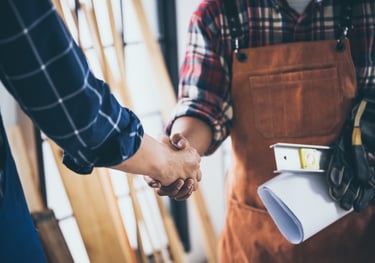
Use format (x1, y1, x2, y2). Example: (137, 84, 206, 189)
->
(286, 0, 312, 14)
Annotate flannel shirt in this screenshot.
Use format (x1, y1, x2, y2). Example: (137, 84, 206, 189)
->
(167, 0, 375, 154)
(0, 0, 144, 174)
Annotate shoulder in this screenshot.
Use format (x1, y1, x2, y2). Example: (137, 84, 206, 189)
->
(189, 0, 225, 34)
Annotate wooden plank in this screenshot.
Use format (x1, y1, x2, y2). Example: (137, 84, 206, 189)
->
(96, 4, 186, 260)
(52, 0, 80, 44)
(6, 125, 75, 262)
(130, 0, 177, 122)
(155, 194, 188, 263)
(127, 175, 151, 263)
(6, 125, 44, 212)
(81, 2, 110, 81)
(32, 209, 74, 263)
(48, 141, 137, 263)
(191, 189, 218, 263)
(50, 3, 137, 259)
(104, 0, 132, 107)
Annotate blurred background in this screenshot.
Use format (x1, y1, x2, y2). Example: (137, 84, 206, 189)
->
(0, 0, 231, 262)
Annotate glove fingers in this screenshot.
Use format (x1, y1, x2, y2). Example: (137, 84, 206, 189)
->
(368, 152, 375, 165)
(354, 187, 375, 212)
(328, 166, 343, 187)
(339, 182, 359, 211)
(353, 145, 372, 184)
(367, 153, 375, 187)
(328, 165, 352, 201)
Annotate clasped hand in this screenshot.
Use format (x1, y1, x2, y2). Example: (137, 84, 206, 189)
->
(327, 99, 375, 212)
(144, 133, 202, 201)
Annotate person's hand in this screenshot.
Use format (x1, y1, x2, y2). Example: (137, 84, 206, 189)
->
(144, 133, 202, 200)
(327, 99, 375, 212)
(144, 176, 196, 201)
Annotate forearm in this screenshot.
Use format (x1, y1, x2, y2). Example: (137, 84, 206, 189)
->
(111, 134, 167, 180)
(111, 133, 201, 186)
(170, 116, 212, 156)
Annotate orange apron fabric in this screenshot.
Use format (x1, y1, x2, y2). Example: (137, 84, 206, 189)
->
(218, 39, 375, 263)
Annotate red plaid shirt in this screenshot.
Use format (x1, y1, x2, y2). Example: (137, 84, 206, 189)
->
(167, 0, 375, 154)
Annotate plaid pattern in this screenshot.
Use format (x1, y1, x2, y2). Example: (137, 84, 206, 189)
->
(167, 0, 375, 154)
(0, 0, 144, 174)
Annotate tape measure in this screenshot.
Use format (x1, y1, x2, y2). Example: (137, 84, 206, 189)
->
(270, 143, 332, 173)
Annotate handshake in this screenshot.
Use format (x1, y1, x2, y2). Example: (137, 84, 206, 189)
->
(327, 99, 375, 212)
(143, 133, 202, 201)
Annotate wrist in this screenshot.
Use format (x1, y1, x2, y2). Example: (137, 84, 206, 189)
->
(110, 134, 166, 180)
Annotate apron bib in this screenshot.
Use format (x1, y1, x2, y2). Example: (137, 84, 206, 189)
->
(219, 2, 375, 262)
(219, 38, 375, 263)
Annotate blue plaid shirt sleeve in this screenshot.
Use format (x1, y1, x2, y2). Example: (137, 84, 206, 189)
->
(0, 0, 144, 174)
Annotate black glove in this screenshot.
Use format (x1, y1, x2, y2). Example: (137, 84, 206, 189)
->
(327, 99, 375, 212)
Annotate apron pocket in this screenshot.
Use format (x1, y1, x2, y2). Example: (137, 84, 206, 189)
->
(221, 198, 293, 263)
(249, 67, 342, 139)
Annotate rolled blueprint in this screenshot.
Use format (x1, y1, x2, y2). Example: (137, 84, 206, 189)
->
(257, 172, 352, 244)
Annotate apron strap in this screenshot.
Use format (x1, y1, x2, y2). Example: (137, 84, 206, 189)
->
(223, 0, 354, 55)
(336, 0, 353, 51)
(222, 0, 247, 61)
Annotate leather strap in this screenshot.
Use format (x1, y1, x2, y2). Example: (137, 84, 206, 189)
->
(223, 0, 242, 41)
(222, 0, 247, 61)
(336, 0, 353, 51)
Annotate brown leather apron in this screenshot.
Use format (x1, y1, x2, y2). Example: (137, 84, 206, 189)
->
(218, 39, 375, 263)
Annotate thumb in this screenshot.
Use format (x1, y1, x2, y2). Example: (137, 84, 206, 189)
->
(170, 133, 189, 150)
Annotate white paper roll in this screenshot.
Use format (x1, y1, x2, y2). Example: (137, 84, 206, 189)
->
(257, 172, 352, 244)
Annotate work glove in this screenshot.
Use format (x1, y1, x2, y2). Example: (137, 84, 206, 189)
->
(327, 99, 375, 212)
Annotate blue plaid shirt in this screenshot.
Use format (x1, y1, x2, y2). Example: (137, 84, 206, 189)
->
(0, 0, 144, 174)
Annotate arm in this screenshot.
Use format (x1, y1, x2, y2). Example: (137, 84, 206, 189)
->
(0, 0, 202, 186)
(170, 117, 212, 156)
(111, 133, 201, 186)
(144, 117, 211, 200)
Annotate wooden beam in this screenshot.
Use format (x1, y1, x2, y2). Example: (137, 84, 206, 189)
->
(6, 125, 44, 213)
(130, 0, 177, 122)
(155, 194, 188, 263)
(32, 209, 75, 263)
(48, 141, 137, 263)
(191, 189, 218, 263)
(6, 125, 74, 262)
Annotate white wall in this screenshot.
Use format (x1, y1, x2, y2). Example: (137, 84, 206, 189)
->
(0, 83, 18, 126)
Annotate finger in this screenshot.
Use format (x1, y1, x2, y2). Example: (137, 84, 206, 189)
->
(192, 183, 199, 192)
(328, 166, 345, 187)
(354, 187, 375, 212)
(197, 169, 202, 182)
(368, 152, 375, 166)
(367, 153, 375, 187)
(174, 187, 194, 201)
(157, 179, 184, 197)
(144, 176, 161, 188)
(328, 167, 353, 202)
(159, 133, 170, 145)
(172, 178, 194, 200)
(340, 181, 359, 211)
(170, 133, 188, 150)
